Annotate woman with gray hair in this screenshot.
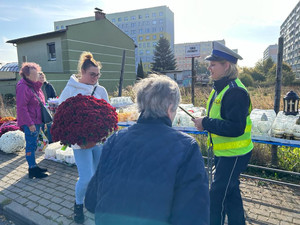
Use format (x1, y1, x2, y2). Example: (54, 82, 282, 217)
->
(85, 74, 210, 225)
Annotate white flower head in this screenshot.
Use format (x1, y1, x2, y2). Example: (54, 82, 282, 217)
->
(0, 130, 25, 153)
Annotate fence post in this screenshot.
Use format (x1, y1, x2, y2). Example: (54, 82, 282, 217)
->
(191, 57, 195, 105)
(272, 36, 284, 166)
(118, 50, 126, 97)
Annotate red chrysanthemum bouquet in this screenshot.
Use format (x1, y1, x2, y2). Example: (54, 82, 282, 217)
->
(51, 94, 118, 148)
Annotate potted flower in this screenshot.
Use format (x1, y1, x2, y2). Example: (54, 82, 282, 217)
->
(51, 94, 118, 148)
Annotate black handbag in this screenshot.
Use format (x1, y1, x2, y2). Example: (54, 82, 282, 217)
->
(30, 88, 53, 124)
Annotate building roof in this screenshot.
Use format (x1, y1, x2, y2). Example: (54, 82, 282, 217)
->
(6, 29, 67, 44)
(0, 62, 19, 72)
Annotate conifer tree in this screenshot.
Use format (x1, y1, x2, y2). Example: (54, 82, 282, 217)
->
(151, 37, 176, 72)
(137, 58, 145, 80)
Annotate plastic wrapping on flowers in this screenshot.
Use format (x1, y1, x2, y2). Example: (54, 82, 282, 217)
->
(51, 94, 118, 147)
(0, 130, 25, 153)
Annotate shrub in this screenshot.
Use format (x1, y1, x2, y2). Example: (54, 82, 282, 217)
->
(239, 73, 254, 87)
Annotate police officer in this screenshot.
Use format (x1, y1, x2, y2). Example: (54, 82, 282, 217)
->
(192, 41, 253, 225)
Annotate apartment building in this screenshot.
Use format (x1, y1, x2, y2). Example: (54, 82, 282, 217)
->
(263, 44, 278, 63)
(106, 6, 174, 72)
(280, 1, 300, 77)
(174, 40, 225, 71)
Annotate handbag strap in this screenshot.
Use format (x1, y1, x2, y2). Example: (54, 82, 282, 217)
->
(91, 86, 97, 96)
(30, 87, 43, 106)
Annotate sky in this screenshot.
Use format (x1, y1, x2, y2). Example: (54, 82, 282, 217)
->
(0, 0, 299, 68)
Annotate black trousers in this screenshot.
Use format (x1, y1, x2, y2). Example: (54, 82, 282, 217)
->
(210, 151, 252, 225)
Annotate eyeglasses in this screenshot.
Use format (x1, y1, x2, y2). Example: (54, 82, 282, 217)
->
(89, 72, 101, 78)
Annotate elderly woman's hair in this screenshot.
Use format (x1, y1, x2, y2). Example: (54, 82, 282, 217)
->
(76, 51, 102, 79)
(133, 74, 181, 118)
(220, 60, 238, 79)
(19, 62, 41, 78)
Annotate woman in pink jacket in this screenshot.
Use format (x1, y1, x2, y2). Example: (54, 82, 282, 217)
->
(16, 62, 48, 179)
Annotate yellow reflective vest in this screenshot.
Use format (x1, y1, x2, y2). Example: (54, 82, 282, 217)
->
(206, 78, 253, 156)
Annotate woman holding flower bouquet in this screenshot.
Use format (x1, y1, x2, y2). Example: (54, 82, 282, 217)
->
(58, 51, 109, 224)
(16, 62, 48, 179)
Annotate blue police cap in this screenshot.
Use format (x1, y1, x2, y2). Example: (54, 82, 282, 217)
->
(205, 41, 243, 64)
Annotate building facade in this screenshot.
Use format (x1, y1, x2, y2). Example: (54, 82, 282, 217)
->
(263, 44, 278, 63)
(55, 6, 174, 73)
(106, 6, 174, 72)
(280, 1, 300, 78)
(174, 40, 225, 71)
(8, 12, 136, 94)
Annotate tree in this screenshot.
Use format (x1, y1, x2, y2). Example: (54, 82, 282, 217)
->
(151, 37, 176, 72)
(137, 58, 145, 80)
(263, 58, 274, 75)
(267, 62, 295, 85)
(195, 60, 209, 74)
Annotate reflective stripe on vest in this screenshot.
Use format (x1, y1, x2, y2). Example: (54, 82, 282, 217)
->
(206, 78, 253, 157)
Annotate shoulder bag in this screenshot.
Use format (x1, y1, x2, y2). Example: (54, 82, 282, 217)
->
(30, 87, 53, 124)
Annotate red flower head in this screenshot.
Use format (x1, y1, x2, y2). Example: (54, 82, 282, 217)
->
(51, 94, 118, 146)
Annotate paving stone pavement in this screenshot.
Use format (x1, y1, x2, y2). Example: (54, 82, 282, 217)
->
(0, 150, 299, 225)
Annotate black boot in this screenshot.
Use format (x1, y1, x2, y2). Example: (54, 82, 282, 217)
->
(36, 166, 47, 173)
(74, 202, 84, 224)
(28, 167, 48, 179)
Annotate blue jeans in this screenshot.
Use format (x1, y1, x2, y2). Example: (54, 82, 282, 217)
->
(23, 124, 42, 168)
(210, 151, 252, 225)
(73, 145, 102, 204)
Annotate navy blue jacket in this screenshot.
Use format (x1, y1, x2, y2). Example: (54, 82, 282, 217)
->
(85, 115, 209, 225)
(202, 77, 251, 137)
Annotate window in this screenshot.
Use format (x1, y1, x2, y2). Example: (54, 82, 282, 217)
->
(159, 27, 164, 31)
(159, 12, 163, 16)
(152, 13, 156, 17)
(112, 18, 116, 22)
(139, 50, 143, 55)
(145, 14, 149, 18)
(131, 16, 136, 20)
(138, 15, 142, 19)
(152, 27, 156, 32)
(139, 36, 143, 41)
(118, 17, 122, 22)
(153, 35, 157, 40)
(160, 34, 163, 38)
(124, 17, 128, 21)
(139, 29, 143, 34)
(152, 20, 157, 25)
(145, 28, 150, 33)
(60, 25, 64, 29)
(159, 19, 163, 24)
(146, 35, 150, 40)
(131, 23, 135, 27)
(55, 26, 59, 30)
(47, 42, 56, 61)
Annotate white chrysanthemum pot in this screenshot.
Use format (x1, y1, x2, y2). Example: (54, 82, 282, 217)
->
(0, 130, 25, 153)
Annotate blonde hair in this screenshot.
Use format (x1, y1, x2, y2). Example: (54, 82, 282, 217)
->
(133, 74, 181, 118)
(76, 51, 102, 79)
(220, 60, 238, 79)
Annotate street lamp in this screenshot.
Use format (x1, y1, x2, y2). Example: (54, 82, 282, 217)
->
(283, 90, 299, 115)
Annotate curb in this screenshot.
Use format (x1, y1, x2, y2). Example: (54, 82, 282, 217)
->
(0, 195, 53, 225)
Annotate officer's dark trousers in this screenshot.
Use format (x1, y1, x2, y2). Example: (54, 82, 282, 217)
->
(210, 150, 252, 225)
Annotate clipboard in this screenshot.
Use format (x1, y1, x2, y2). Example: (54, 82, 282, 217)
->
(178, 106, 195, 119)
